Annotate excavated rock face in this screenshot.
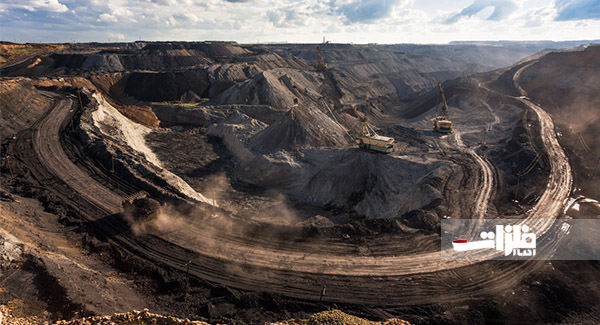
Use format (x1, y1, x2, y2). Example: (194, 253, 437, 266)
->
(0, 80, 55, 140)
(124, 70, 211, 102)
(123, 198, 161, 222)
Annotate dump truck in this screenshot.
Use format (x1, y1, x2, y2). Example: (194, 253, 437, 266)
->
(122, 191, 161, 222)
(434, 82, 453, 134)
(353, 117, 394, 153)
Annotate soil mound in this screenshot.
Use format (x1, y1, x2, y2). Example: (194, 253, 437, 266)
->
(211, 69, 322, 109)
(250, 105, 348, 151)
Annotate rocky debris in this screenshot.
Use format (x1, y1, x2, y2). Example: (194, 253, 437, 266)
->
(0, 306, 412, 325)
(260, 43, 539, 104)
(0, 304, 48, 325)
(305, 309, 411, 325)
(0, 232, 25, 269)
(298, 215, 336, 228)
(54, 309, 210, 325)
(0, 307, 210, 325)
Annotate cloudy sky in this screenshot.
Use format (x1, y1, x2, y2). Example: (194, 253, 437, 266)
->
(0, 0, 599, 43)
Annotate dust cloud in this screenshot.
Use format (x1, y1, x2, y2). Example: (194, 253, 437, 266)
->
(124, 178, 302, 239)
(124, 203, 187, 236)
(198, 172, 302, 226)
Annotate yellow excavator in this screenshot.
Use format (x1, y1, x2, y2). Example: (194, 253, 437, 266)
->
(353, 117, 394, 153)
(310, 47, 394, 153)
(434, 82, 453, 134)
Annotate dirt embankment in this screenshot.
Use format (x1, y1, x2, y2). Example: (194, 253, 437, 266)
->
(516, 45, 600, 201)
(0, 42, 259, 77)
(0, 79, 56, 141)
(0, 76, 160, 133)
(0, 43, 65, 66)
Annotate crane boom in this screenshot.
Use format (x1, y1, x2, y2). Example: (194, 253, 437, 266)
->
(438, 82, 449, 120)
(316, 46, 327, 71)
(433, 82, 453, 133)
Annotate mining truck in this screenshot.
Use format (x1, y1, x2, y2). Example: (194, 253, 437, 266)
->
(122, 191, 161, 222)
(434, 82, 453, 134)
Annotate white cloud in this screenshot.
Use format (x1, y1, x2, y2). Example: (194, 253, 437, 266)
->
(98, 13, 118, 22)
(334, 0, 410, 24)
(555, 0, 600, 20)
(1, 0, 599, 44)
(0, 0, 68, 13)
(108, 32, 126, 40)
(267, 7, 311, 28)
(443, 0, 518, 24)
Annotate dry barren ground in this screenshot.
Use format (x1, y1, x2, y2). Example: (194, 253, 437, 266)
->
(1, 42, 599, 324)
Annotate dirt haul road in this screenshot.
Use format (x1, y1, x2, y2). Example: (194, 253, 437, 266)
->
(451, 131, 495, 219)
(512, 62, 573, 230)
(17, 74, 571, 305)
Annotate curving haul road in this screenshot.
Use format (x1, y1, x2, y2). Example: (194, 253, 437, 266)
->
(18, 63, 572, 305)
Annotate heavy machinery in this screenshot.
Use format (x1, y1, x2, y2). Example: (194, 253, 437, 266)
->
(122, 191, 161, 222)
(433, 82, 453, 134)
(352, 117, 394, 153)
(316, 46, 327, 71)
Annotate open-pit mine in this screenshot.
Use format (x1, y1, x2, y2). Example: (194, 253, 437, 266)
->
(1, 41, 599, 324)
